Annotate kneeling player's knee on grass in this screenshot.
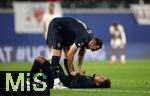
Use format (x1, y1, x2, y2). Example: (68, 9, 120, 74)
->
(36, 56, 46, 65)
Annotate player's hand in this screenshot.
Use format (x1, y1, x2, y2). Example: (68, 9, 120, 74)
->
(80, 70, 87, 76)
(70, 71, 77, 76)
(78, 69, 86, 76)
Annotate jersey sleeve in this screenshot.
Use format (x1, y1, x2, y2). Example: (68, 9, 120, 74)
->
(119, 26, 126, 44)
(109, 26, 114, 34)
(74, 19, 92, 48)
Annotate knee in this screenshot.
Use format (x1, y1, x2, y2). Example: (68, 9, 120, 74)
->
(35, 56, 46, 65)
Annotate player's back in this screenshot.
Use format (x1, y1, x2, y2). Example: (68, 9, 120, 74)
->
(52, 17, 88, 43)
(52, 17, 87, 35)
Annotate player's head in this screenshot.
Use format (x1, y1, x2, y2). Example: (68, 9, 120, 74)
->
(93, 74, 111, 88)
(88, 37, 103, 51)
(112, 21, 120, 26)
(112, 21, 120, 30)
(48, 2, 55, 14)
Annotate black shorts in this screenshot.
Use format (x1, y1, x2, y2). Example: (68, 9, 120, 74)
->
(46, 19, 74, 50)
(46, 19, 63, 49)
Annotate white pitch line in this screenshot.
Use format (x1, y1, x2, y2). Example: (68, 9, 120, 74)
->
(52, 89, 150, 94)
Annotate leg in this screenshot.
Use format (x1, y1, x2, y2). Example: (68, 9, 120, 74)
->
(31, 56, 45, 72)
(51, 49, 62, 78)
(110, 40, 117, 64)
(120, 47, 126, 64)
(51, 49, 67, 89)
(22, 58, 43, 89)
(41, 59, 54, 88)
(29, 57, 44, 87)
(110, 47, 116, 64)
(31, 56, 54, 88)
(58, 61, 73, 87)
(63, 46, 74, 75)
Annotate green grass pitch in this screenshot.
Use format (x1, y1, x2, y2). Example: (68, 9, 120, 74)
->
(0, 59, 150, 96)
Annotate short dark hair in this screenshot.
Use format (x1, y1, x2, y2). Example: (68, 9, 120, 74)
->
(98, 79, 111, 88)
(93, 74, 111, 88)
(93, 37, 103, 49)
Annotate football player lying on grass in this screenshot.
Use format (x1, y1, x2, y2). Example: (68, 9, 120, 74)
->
(29, 56, 111, 89)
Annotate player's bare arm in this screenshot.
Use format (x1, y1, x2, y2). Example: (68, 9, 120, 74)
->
(67, 43, 78, 74)
(78, 48, 86, 73)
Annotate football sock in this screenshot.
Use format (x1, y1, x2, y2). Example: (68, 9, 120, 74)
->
(121, 54, 126, 61)
(111, 55, 116, 61)
(51, 56, 61, 78)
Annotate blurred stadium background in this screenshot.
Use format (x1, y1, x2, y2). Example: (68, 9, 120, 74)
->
(0, 0, 150, 96)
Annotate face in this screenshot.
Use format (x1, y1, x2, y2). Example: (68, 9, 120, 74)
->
(88, 39, 100, 51)
(94, 75, 106, 86)
(48, 3, 55, 14)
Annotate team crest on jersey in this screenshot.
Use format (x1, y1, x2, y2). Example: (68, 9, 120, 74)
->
(58, 26, 62, 29)
(87, 29, 92, 34)
(57, 43, 61, 48)
(78, 42, 84, 47)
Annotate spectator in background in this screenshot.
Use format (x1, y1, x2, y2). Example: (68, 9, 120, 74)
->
(42, 2, 62, 60)
(109, 21, 127, 64)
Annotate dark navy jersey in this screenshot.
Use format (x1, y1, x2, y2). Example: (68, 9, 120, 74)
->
(69, 73, 95, 88)
(47, 17, 93, 49)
